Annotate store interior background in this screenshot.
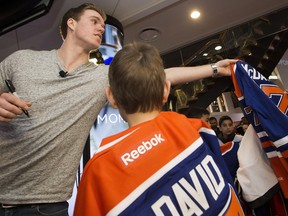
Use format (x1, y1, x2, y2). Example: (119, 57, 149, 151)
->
(1, 0, 288, 122)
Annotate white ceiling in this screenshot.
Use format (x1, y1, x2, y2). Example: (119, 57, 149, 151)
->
(0, 0, 288, 62)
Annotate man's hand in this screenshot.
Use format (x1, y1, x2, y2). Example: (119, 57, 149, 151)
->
(215, 59, 238, 77)
(0, 93, 31, 122)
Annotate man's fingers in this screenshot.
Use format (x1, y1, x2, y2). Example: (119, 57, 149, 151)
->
(0, 93, 27, 120)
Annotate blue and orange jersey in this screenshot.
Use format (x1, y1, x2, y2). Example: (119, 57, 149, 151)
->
(74, 112, 243, 216)
(220, 139, 241, 180)
(231, 61, 288, 198)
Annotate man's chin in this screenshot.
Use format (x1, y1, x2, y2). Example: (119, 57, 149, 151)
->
(90, 39, 101, 49)
(95, 38, 102, 45)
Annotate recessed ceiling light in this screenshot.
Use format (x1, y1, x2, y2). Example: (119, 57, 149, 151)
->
(190, 10, 200, 19)
(203, 53, 208, 56)
(215, 45, 222, 50)
(139, 28, 161, 42)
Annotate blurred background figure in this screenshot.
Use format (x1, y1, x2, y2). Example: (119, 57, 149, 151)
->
(180, 106, 210, 123)
(242, 123, 249, 133)
(235, 116, 250, 135)
(209, 116, 221, 136)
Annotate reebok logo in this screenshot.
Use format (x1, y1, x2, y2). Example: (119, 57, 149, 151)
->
(121, 133, 165, 166)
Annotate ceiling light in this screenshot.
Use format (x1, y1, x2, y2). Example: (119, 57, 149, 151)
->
(190, 10, 200, 19)
(203, 53, 208, 56)
(139, 28, 161, 42)
(215, 45, 222, 50)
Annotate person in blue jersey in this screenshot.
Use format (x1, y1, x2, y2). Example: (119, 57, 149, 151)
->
(217, 115, 242, 180)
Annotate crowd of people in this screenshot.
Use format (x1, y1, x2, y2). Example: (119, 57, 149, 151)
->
(181, 105, 288, 215)
(183, 106, 250, 142)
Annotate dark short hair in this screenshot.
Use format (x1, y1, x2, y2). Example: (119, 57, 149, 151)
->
(219, 115, 233, 127)
(60, 3, 106, 39)
(209, 116, 217, 122)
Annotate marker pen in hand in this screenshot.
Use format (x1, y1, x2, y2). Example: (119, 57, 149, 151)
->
(5, 79, 30, 117)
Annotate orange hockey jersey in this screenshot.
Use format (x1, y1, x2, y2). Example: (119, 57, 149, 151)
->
(74, 112, 244, 216)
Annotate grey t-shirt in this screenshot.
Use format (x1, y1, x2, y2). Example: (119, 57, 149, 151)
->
(0, 49, 109, 204)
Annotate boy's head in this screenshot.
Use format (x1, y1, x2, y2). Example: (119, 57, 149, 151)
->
(60, 3, 106, 40)
(106, 42, 170, 115)
(219, 115, 234, 136)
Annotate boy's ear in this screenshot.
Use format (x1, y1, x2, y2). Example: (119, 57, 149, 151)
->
(162, 80, 171, 104)
(105, 86, 118, 108)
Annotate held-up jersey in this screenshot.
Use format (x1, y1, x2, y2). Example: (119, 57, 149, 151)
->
(74, 112, 244, 216)
(231, 61, 288, 199)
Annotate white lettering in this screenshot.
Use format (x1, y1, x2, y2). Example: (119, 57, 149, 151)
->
(97, 114, 107, 123)
(196, 165, 218, 200)
(108, 113, 120, 123)
(172, 183, 203, 215)
(130, 150, 139, 159)
(201, 155, 225, 195)
(179, 169, 209, 210)
(151, 196, 180, 216)
(152, 155, 225, 215)
(97, 114, 126, 124)
(143, 141, 152, 150)
(137, 145, 145, 154)
(121, 133, 165, 166)
(121, 153, 133, 165)
(150, 137, 158, 146)
(241, 63, 266, 81)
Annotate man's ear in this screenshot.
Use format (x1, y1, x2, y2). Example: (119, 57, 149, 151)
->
(67, 18, 75, 31)
(105, 86, 118, 108)
(162, 80, 171, 104)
